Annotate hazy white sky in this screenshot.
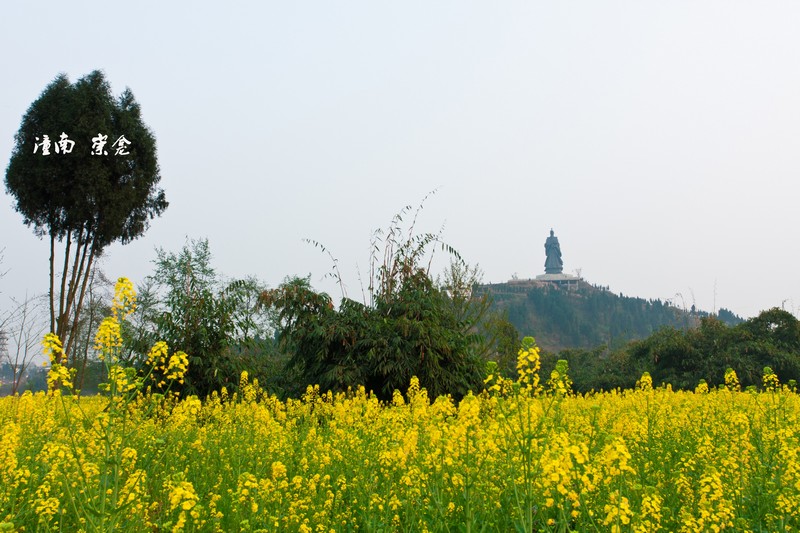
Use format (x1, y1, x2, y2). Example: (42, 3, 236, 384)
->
(2, 1, 800, 323)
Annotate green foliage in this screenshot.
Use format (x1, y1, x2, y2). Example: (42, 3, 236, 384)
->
(439, 260, 520, 378)
(264, 272, 486, 401)
(4, 70, 167, 362)
(627, 308, 800, 389)
(479, 309, 520, 377)
(539, 345, 639, 393)
(534, 307, 800, 392)
(262, 203, 491, 400)
(124, 238, 272, 396)
(626, 325, 702, 389)
(717, 307, 744, 325)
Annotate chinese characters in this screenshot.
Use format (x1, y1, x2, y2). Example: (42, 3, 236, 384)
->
(33, 133, 76, 155)
(32, 133, 130, 156)
(111, 135, 131, 155)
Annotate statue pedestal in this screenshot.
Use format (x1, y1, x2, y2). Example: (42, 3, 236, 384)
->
(535, 273, 581, 290)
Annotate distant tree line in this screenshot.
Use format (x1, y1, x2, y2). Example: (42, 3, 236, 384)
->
(537, 308, 800, 392)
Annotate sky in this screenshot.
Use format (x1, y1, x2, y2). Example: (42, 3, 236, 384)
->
(2, 1, 800, 335)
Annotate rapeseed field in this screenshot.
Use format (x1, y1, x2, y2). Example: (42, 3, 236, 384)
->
(1, 280, 798, 532)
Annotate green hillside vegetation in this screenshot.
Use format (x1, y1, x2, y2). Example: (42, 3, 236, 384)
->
(479, 280, 743, 353)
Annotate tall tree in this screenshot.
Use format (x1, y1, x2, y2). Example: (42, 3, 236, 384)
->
(4, 71, 167, 364)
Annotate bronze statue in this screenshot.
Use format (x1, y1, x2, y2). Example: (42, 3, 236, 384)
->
(544, 229, 563, 274)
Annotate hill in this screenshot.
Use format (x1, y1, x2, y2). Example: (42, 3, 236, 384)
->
(477, 279, 743, 353)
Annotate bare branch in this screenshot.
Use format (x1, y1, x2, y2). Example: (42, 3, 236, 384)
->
(1, 293, 47, 395)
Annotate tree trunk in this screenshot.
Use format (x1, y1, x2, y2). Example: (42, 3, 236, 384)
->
(57, 232, 72, 342)
(49, 234, 56, 334)
(64, 242, 96, 363)
(63, 228, 86, 338)
(63, 233, 90, 365)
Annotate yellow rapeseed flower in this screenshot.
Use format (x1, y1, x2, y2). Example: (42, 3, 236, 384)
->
(516, 344, 541, 392)
(42, 333, 74, 391)
(724, 368, 740, 391)
(166, 351, 189, 382)
(94, 316, 122, 358)
(112, 276, 137, 321)
(636, 372, 653, 391)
